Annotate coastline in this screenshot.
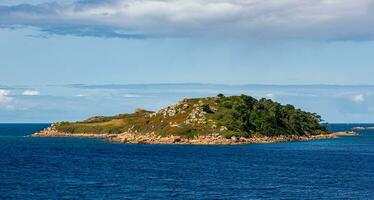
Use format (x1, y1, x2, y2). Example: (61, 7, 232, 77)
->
(32, 129, 358, 145)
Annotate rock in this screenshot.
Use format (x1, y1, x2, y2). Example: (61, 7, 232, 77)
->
(170, 123, 180, 127)
(137, 140, 147, 144)
(231, 136, 238, 142)
(173, 137, 181, 143)
(149, 113, 157, 117)
(182, 104, 189, 109)
(120, 138, 127, 143)
(212, 133, 220, 137)
(220, 126, 228, 131)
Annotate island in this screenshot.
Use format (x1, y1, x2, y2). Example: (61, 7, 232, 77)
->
(33, 94, 357, 144)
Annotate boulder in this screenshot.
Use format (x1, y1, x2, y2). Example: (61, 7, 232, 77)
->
(231, 136, 238, 142)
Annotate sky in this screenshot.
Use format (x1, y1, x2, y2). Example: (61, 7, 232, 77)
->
(1, 0, 374, 123)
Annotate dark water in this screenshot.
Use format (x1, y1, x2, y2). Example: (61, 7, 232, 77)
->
(1, 124, 374, 199)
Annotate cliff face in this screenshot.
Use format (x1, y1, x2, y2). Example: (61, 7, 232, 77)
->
(45, 94, 328, 139)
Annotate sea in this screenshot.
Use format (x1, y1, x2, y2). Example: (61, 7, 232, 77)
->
(0, 123, 373, 199)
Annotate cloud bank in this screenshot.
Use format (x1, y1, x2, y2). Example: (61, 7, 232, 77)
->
(0, 89, 13, 110)
(1, 0, 374, 40)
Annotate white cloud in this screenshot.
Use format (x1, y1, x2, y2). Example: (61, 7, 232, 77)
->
(22, 90, 40, 96)
(123, 94, 141, 98)
(75, 94, 89, 97)
(1, 0, 374, 40)
(0, 89, 14, 110)
(353, 94, 365, 103)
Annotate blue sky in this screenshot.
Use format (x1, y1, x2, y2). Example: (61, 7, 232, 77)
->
(1, 0, 374, 122)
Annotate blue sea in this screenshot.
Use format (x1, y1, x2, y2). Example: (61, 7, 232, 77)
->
(1, 124, 374, 199)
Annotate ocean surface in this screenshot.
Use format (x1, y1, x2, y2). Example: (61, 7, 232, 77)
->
(1, 124, 374, 199)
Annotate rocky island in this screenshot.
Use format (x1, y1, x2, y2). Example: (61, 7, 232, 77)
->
(33, 94, 357, 144)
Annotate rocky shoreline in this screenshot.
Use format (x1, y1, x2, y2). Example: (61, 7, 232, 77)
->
(32, 129, 358, 145)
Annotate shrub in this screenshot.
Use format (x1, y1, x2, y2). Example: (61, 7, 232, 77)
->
(222, 130, 249, 139)
(202, 104, 214, 113)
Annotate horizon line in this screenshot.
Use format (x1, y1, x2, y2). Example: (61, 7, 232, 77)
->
(62, 83, 374, 87)
(4, 83, 374, 88)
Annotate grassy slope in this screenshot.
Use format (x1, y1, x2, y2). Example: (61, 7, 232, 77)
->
(53, 95, 327, 138)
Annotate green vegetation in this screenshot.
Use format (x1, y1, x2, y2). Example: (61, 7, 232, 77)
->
(53, 94, 327, 138)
